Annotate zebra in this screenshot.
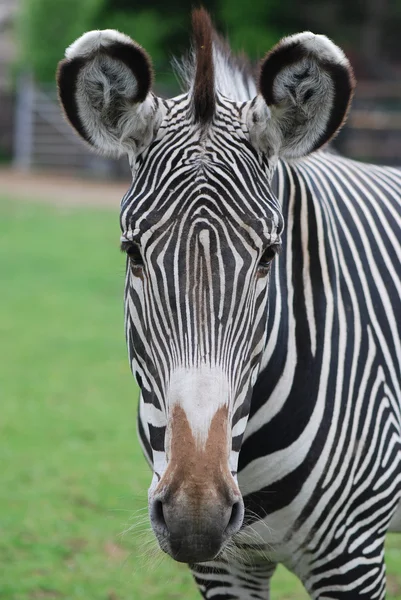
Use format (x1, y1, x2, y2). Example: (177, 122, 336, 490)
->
(57, 8, 401, 599)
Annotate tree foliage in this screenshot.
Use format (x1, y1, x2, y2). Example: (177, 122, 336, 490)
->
(16, 0, 401, 85)
(17, 0, 103, 84)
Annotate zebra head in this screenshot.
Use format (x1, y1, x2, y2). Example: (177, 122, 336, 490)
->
(57, 9, 354, 564)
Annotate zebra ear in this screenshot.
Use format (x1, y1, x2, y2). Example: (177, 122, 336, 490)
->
(247, 32, 355, 159)
(57, 30, 164, 157)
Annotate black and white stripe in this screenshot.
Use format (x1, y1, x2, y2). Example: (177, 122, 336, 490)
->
(57, 11, 401, 599)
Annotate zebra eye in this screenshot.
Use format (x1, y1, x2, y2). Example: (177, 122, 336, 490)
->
(258, 244, 280, 271)
(121, 241, 144, 267)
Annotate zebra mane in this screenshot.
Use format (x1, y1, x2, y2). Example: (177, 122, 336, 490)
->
(173, 8, 257, 120)
(211, 35, 258, 102)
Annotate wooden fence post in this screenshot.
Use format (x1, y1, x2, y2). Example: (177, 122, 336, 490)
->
(13, 72, 34, 171)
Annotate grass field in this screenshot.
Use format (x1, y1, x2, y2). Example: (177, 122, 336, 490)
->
(1, 196, 400, 599)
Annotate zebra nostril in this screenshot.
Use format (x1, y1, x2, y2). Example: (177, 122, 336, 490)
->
(152, 499, 167, 533)
(226, 500, 244, 534)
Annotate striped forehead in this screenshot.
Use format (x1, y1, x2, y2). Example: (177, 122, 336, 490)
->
(120, 94, 283, 237)
(123, 195, 281, 251)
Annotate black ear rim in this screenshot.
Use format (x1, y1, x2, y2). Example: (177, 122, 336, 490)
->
(310, 60, 355, 152)
(57, 57, 91, 144)
(259, 40, 309, 106)
(258, 39, 356, 152)
(105, 41, 153, 103)
(56, 39, 153, 145)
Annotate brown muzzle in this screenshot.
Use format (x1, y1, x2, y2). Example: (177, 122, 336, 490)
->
(149, 404, 244, 563)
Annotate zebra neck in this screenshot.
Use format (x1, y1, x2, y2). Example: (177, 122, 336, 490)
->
(252, 157, 333, 423)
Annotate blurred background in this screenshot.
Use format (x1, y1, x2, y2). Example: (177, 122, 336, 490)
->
(1, 0, 401, 174)
(1, 1, 401, 599)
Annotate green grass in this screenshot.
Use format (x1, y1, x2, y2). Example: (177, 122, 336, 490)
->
(0, 197, 400, 599)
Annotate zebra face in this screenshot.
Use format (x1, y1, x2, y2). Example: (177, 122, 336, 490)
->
(57, 9, 354, 565)
(119, 112, 284, 562)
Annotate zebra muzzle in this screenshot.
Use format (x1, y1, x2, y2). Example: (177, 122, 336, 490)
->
(148, 386, 245, 562)
(149, 490, 244, 563)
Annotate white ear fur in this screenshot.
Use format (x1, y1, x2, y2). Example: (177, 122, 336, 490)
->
(283, 32, 349, 67)
(57, 30, 164, 157)
(66, 29, 135, 59)
(246, 32, 355, 159)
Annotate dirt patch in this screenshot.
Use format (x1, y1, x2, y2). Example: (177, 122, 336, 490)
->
(0, 168, 129, 209)
(65, 537, 88, 554)
(72, 494, 103, 512)
(30, 589, 64, 599)
(104, 541, 129, 562)
(30, 570, 49, 577)
(388, 574, 401, 595)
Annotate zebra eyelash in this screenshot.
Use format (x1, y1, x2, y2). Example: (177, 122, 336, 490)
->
(120, 240, 144, 265)
(258, 243, 281, 268)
